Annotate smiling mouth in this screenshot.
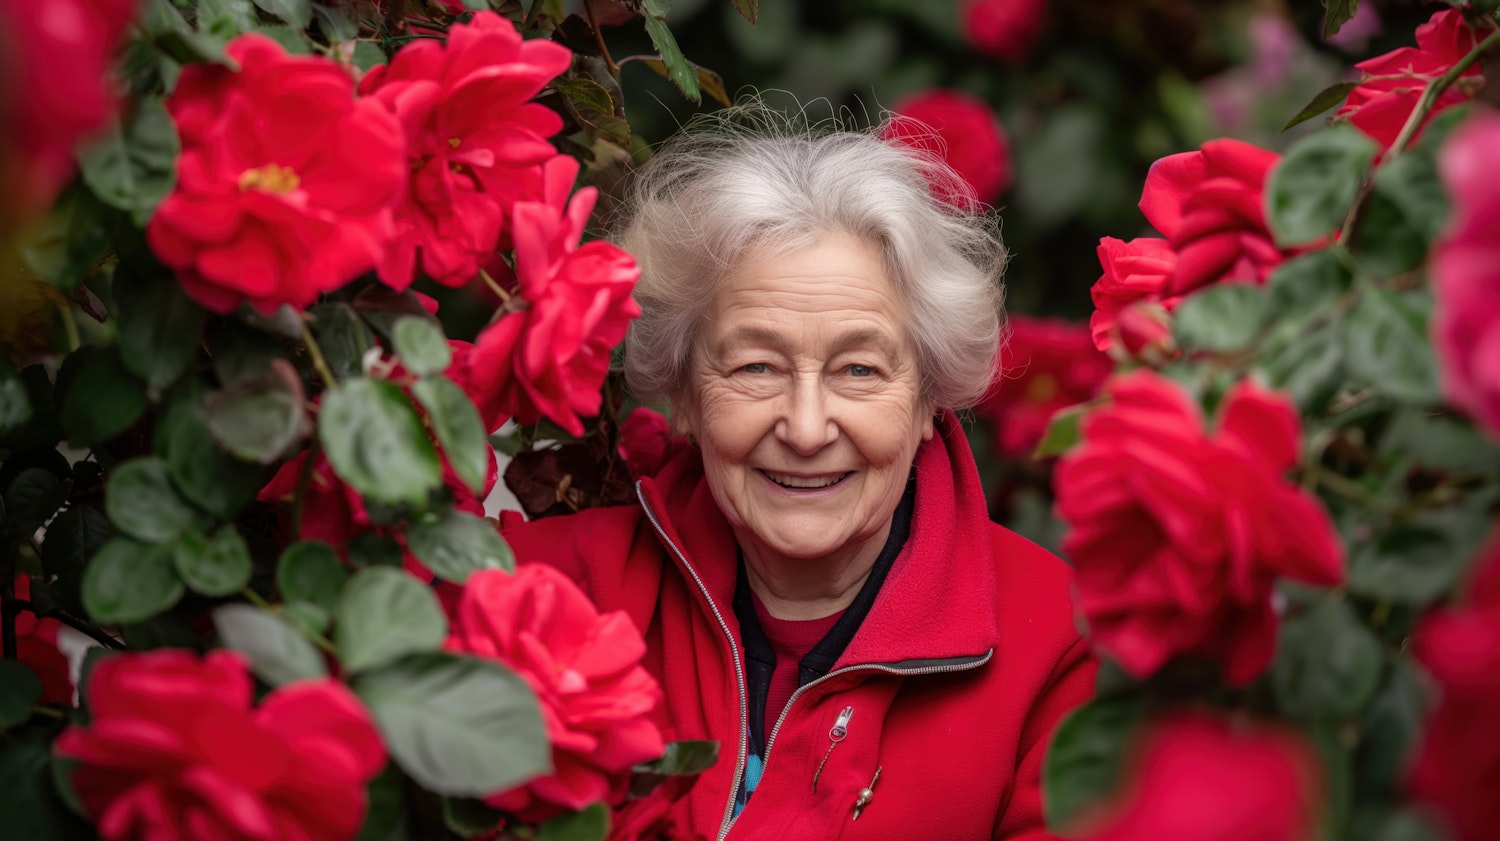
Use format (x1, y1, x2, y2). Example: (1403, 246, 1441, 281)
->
(760, 470, 853, 489)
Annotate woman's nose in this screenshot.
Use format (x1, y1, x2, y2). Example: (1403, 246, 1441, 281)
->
(775, 378, 838, 455)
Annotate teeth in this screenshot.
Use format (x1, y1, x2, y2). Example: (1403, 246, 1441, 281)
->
(765, 471, 846, 489)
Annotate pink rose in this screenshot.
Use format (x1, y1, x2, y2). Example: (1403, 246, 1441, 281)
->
(1055, 372, 1345, 685)
(147, 35, 406, 314)
(445, 566, 665, 821)
(1432, 111, 1500, 440)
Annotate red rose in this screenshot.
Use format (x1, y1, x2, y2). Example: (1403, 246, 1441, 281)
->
(445, 566, 665, 821)
(1409, 533, 1500, 841)
(55, 649, 386, 841)
(359, 11, 572, 289)
(887, 89, 1012, 207)
(1055, 372, 1344, 685)
(1432, 111, 1500, 440)
(462, 170, 642, 436)
(1338, 9, 1480, 152)
(0, 0, 136, 221)
(977, 316, 1111, 459)
(960, 0, 1046, 63)
(617, 407, 687, 479)
(608, 774, 708, 841)
(1090, 236, 1180, 357)
(147, 34, 406, 314)
(9, 574, 74, 705)
(1139, 138, 1286, 297)
(1074, 715, 1323, 841)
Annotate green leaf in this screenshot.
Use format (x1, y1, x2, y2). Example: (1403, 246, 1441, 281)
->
(412, 376, 490, 493)
(1266, 249, 1351, 324)
(1349, 517, 1475, 605)
(638, 57, 730, 109)
(0, 661, 43, 726)
(252, 0, 313, 28)
(163, 396, 265, 519)
(1282, 80, 1361, 132)
(311, 303, 376, 379)
(1352, 151, 1448, 279)
(255, 24, 312, 54)
(77, 97, 179, 227)
(0, 724, 94, 838)
(1272, 598, 1383, 718)
(1380, 408, 1500, 473)
(539, 803, 610, 841)
(19, 186, 116, 291)
(393, 317, 452, 378)
(354, 652, 550, 796)
(82, 538, 185, 624)
(356, 763, 407, 841)
(41, 505, 113, 615)
(335, 568, 448, 674)
(1258, 321, 1343, 413)
(349, 533, 405, 568)
(1321, 0, 1358, 40)
(1171, 283, 1269, 353)
(143, 0, 231, 64)
(1342, 288, 1440, 404)
(1266, 126, 1378, 247)
(0, 363, 32, 436)
(551, 75, 631, 148)
(404, 509, 513, 583)
(280, 601, 332, 637)
(277, 540, 350, 610)
(639, 2, 700, 103)
(204, 359, 310, 464)
(3, 468, 69, 543)
(58, 346, 148, 447)
(1042, 695, 1145, 832)
(1354, 660, 1427, 800)
(114, 262, 207, 390)
(105, 457, 212, 543)
(197, 0, 258, 39)
(320, 378, 442, 507)
(213, 603, 330, 685)
(174, 526, 253, 596)
(629, 739, 720, 797)
(443, 797, 507, 839)
(1032, 404, 1086, 459)
(351, 41, 387, 73)
(312, 1, 359, 41)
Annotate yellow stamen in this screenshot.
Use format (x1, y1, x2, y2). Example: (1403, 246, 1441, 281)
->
(238, 164, 301, 195)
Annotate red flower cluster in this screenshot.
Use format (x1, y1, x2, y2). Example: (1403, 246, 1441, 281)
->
(617, 407, 688, 479)
(960, 0, 1046, 63)
(887, 89, 1013, 207)
(1433, 111, 1500, 440)
(1055, 372, 1344, 685)
(149, 34, 405, 314)
(1075, 715, 1323, 841)
(1338, 9, 1480, 152)
(445, 566, 665, 821)
(359, 11, 572, 288)
(1090, 236, 1180, 357)
(462, 160, 642, 436)
(976, 316, 1111, 459)
(1409, 534, 1500, 841)
(8, 574, 74, 705)
(1140, 138, 1286, 297)
(0, 0, 136, 221)
(55, 649, 386, 841)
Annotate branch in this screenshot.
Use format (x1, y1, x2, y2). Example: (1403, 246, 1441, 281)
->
(9, 599, 126, 651)
(1387, 27, 1500, 159)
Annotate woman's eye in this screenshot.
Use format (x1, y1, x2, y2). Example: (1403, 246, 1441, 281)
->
(741, 362, 770, 374)
(847, 364, 876, 377)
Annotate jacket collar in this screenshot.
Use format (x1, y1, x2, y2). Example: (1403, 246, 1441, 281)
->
(636, 410, 999, 668)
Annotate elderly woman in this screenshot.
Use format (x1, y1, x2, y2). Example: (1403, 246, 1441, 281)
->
(503, 114, 1094, 839)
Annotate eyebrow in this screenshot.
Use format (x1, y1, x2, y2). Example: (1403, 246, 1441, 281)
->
(712, 325, 901, 358)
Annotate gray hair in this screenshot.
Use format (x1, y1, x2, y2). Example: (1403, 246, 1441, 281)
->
(611, 105, 1008, 411)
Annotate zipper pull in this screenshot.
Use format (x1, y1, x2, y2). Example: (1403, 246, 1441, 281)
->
(811, 706, 854, 793)
(851, 766, 882, 821)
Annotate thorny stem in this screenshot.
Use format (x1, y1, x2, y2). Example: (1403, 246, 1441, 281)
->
(300, 320, 337, 390)
(584, 0, 621, 78)
(8, 599, 126, 651)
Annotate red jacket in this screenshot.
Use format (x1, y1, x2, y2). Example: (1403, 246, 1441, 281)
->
(503, 413, 1095, 840)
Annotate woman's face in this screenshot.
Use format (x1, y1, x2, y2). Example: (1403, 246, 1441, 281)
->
(678, 231, 934, 570)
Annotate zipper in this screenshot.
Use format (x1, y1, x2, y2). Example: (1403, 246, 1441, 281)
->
(762, 650, 994, 772)
(812, 706, 854, 792)
(636, 483, 749, 841)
